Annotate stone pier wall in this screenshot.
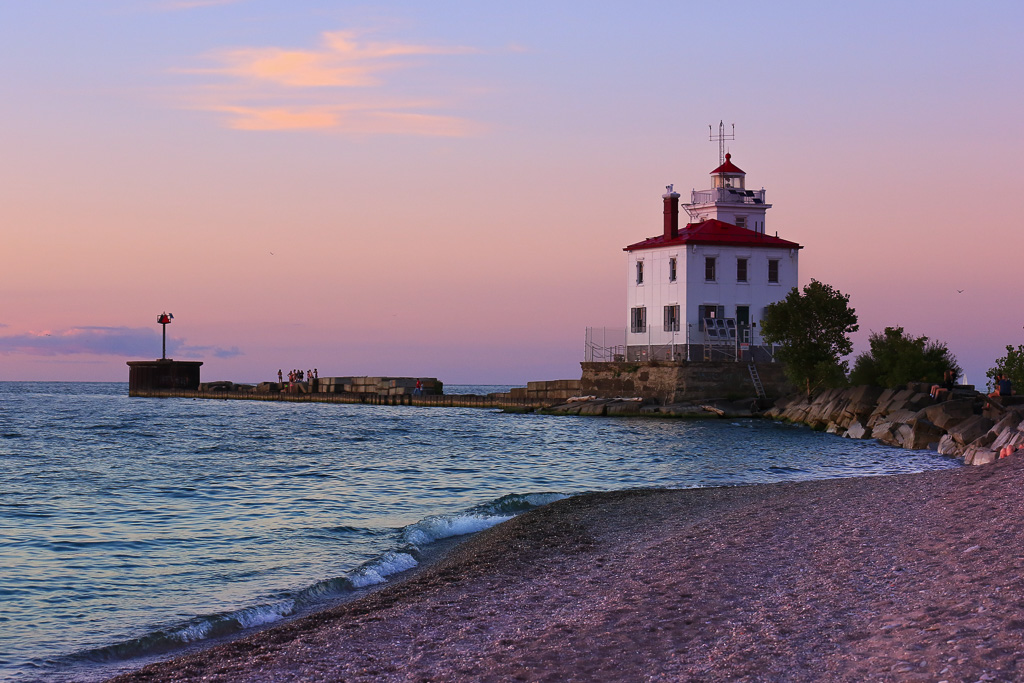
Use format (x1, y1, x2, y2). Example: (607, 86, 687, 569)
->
(580, 361, 792, 404)
(130, 388, 552, 410)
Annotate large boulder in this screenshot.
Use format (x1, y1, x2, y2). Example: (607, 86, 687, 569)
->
(893, 423, 914, 448)
(992, 421, 1024, 451)
(844, 421, 870, 439)
(837, 385, 885, 428)
(964, 446, 998, 466)
(904, 418, 946, 450)
(919, 399, 976, 431)
(872, 422, 901, 447)
(948, 415, 995, 446)
(937, 434, 963, 457)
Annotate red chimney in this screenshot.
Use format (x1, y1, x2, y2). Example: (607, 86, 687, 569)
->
(663, 185, 680, 239)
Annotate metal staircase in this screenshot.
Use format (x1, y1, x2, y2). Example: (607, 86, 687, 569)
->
(748, 363, 766, 399)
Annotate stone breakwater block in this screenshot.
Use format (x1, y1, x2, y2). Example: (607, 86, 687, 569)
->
(905, 418, 945, 450)
(659, 404, 708, 416)
(919, 399, 976, 431)
(578, 401, 609, 416)
(964, 446, 998, 466)
(871, 421, 897, 442)
(546, 403, 583, 415)
(949, 415, 995, 446)
(606, 401, 643, 416)
(937, 434, 963, 456)
(844, 421, 870, 439)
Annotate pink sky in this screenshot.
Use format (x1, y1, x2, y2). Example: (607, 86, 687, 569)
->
(1, 1, 1022, 386)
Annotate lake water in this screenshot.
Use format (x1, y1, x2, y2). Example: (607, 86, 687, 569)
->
(0, 382, 960, 681)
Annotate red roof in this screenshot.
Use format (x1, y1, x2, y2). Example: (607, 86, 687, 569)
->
(623, 219, 802, 252)
(711, 152, 744, 175)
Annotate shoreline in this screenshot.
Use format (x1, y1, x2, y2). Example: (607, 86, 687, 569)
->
(109, 458, 1024, 682)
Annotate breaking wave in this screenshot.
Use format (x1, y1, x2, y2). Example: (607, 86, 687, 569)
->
(54, 491, 565, 675)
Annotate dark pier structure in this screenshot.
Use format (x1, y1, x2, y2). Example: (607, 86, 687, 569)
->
(127, 360, 203, 395)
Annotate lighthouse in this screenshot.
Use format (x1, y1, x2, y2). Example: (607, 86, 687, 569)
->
(623, 147, 801, 362)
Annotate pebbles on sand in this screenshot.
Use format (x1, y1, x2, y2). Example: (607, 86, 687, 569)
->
(111, 458, 1024, 682)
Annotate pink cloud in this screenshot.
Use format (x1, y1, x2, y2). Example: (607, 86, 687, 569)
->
(174, 29, 483, 135)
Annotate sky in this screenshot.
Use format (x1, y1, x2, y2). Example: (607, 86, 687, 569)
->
(1, 1, 1022, 386)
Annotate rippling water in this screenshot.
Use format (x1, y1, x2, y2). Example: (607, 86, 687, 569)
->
(0, 382, 959, 681)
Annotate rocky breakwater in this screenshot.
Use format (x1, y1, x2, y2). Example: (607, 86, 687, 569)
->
(765, 384, 1024, 466)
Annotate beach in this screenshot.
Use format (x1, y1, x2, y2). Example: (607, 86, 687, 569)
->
(109, 457, 1024, 682)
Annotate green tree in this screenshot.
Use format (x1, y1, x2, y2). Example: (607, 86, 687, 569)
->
(986, 345, 1024, 393)
(760, 279, 859, 397)
(849, 326, 961, 389)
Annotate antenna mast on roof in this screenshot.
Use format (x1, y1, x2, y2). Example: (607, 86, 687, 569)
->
(709, 121, 735, 165)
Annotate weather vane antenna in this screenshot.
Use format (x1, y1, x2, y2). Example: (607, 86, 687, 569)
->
(709, 121, 735, 165)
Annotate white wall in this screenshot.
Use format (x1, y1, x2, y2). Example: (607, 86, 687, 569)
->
(626, 243, 798, 347)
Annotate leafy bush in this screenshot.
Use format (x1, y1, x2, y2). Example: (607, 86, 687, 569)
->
(849, 326, 960, 389)
(986, 345, 1024, 393)
(760, 279, 858, 397)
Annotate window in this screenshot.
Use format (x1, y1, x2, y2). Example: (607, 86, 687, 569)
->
(768, 259, 779, 283)
(630, 307, 647, 333)
(664, 305, 680, 332)
(698, 305, 726, 331)
(737, 258, 748, 283)
(668, 257, 677, 282)
(735, 216, 747, 229)
(705, 257, 716, 282)
(636, 261, 644, 285)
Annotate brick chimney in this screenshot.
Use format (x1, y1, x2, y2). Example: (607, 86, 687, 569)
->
(663, 184, 680, 239)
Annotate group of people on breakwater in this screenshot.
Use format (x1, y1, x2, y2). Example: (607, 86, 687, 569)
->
(278, 368, 318, 386)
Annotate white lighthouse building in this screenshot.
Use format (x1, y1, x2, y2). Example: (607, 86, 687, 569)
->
(623, 152, 801, 361)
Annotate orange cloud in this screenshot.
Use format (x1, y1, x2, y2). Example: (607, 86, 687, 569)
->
(175, 29, 484, 135)
(182, 30, 477, 89)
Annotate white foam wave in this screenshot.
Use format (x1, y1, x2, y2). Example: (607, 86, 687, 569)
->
(234, 600, 294, 629)
(166, 599, 295, 644)
(402, 513, 513, 547)
(511, 492, 569, 508)
(168, 621, 212, 644)
(349, 551, 418, 588)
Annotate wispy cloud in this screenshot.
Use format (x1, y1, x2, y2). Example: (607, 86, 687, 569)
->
(0, 327, 242, 359)
(174, 29, 484, 136)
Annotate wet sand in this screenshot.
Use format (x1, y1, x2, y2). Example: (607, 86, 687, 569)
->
(110, 458, 1024, 682)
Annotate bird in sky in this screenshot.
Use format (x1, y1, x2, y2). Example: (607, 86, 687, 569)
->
(956, 289, 964, 294)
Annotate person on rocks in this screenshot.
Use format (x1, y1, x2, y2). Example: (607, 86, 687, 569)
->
(278, 369, 283, 385)
(989, 374, 1015, 399)
(930, 369, 956, 401)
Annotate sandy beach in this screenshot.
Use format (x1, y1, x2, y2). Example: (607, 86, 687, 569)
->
(110, 457, 1024, 682)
